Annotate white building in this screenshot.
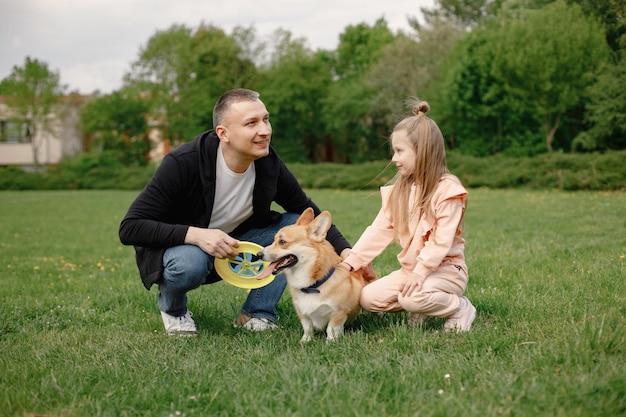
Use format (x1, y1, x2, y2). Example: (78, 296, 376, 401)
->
(0, 94, 86, 168)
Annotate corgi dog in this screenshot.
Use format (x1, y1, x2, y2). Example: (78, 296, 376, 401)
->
(256, 208, 376, 343)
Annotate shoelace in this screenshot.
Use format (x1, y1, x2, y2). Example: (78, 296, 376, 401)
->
(178, 312, 193, 326)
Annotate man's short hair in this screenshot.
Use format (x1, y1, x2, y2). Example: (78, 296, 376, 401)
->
(213, 88, 260, 128)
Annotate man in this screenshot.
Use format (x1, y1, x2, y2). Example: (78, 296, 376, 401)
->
(119, 88, 351, 335)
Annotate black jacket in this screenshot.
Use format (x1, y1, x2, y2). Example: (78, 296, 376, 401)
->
(119, 130, 351, 289)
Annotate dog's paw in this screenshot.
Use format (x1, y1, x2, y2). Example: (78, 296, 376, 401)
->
(300, 333, 313, 343)
(325, 332, 344, 343)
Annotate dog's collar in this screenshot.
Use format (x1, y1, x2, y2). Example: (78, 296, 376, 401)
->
(301, 267, 335, 294)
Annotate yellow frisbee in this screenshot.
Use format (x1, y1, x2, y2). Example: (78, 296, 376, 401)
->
(214, 241, 275, 289)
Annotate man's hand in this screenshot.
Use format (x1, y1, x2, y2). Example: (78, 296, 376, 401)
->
(185, 226, 239, 259)
(400, 273, 425, 297)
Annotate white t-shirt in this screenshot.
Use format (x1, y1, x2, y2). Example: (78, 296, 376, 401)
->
(208, 145, 255, 233)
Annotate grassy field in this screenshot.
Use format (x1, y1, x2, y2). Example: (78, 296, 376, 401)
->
(0, 189, 624, 417)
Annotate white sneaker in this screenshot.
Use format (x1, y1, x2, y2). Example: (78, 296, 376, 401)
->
(241, 317, 277, 332)
(161, 310, 197, 336)
(444, 297, 476, 333)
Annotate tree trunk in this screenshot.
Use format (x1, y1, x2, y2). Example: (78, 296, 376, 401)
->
(544, 113, 562, 153)
(29, 124, 41, 170)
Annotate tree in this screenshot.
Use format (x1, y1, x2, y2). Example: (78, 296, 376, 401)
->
(490, 0, 610, 152)
(440, 0, 610, 154)
(122, 24, 194, 144)
(432, 0, 626, 52)
(438, 27, 526, 156)
(334, 18, 396, 79)
(365, 17, 465, 133)
(569, 0, 626, 52)
(183, 23, 258, 138)
(123, 23, 259, 144)
(0, 57, 67, 168)
(79, 89, 149, 165)
(258, 29, 333, 162)
(419, 0, 506, 27)
(573, 55, 626, 151)
(322, 18, 397, 162)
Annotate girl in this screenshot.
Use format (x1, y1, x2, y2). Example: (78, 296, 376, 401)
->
(341, 100, 476, 332)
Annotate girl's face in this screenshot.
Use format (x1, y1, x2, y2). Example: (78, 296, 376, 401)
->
(391, 130, 416, 177)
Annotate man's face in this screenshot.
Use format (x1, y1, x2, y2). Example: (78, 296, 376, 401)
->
(217, 99, 272, 167)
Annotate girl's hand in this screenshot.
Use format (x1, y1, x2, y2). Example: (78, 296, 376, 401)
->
(400, 273, 425, 297)
(360, 263, 377, 281)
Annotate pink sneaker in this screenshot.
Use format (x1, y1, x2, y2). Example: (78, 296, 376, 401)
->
(444, 297, 476, 332)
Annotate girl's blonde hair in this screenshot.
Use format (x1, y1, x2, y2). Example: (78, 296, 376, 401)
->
(387, 99, 449, 238)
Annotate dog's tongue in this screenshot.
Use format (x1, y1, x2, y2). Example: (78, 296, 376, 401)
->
(256, 262, 277, 280)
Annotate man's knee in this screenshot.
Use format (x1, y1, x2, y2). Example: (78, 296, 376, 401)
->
(241, 212, 300, 247)
(162, 245, 209, 289)
(281, 212, 300, 226)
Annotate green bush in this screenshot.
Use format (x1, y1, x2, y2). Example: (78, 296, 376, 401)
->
(289, 150, 625, 191)
(1, 150, 624, 191)
(0, 166, 44, 190)
(0, 152, 157, 190)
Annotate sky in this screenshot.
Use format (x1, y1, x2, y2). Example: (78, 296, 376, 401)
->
(0, 0, 434, 95)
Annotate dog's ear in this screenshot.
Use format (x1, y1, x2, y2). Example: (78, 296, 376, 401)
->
(296, 207, 315, 226)
(308, 211, 332, 242)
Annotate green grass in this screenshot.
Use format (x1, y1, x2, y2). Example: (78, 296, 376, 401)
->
(0, 189, 624, 417)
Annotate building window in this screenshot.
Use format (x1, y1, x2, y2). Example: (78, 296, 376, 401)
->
(0, 120, 32, 143)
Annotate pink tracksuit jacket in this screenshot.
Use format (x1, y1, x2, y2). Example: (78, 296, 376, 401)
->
(344, 174, 469, 315)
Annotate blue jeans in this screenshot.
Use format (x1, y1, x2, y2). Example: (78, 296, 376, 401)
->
(158, 213, 300, 322)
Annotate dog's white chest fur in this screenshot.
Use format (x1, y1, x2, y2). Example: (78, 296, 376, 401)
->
(291, 291, 336, 331)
